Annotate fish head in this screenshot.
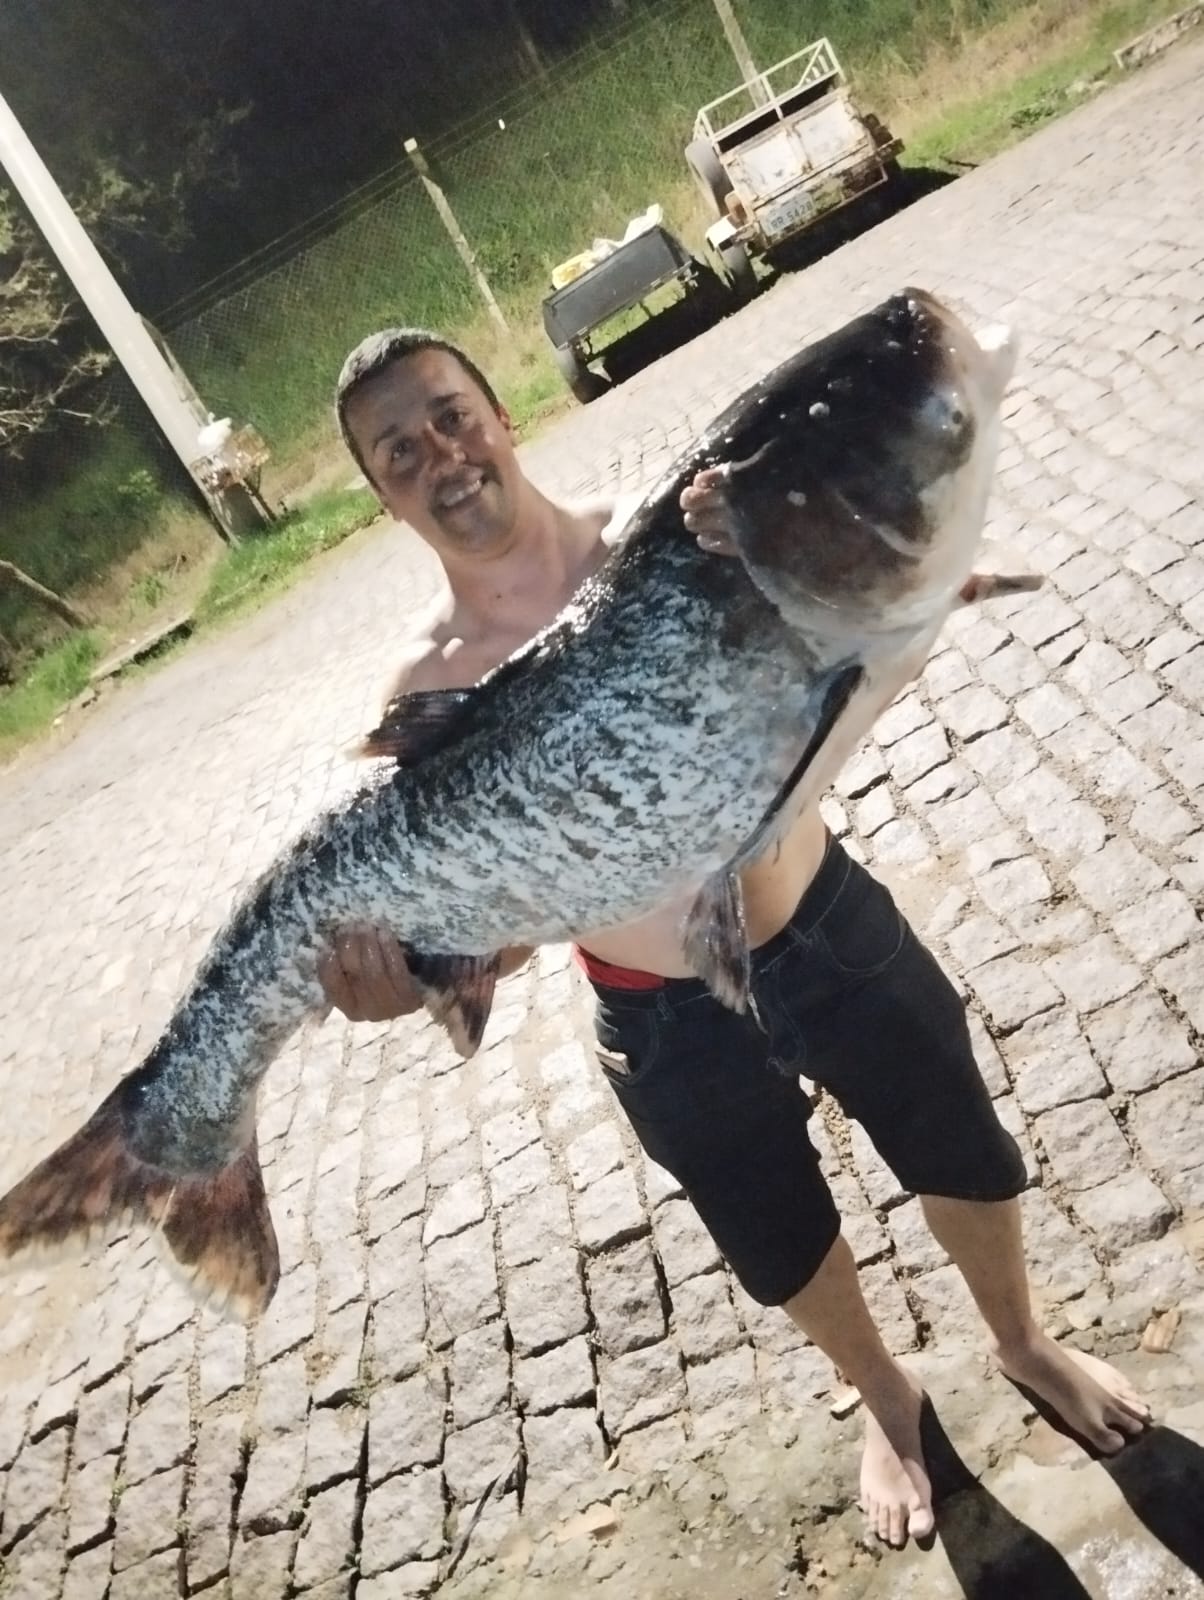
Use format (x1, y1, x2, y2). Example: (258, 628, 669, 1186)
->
(704, 288, 1017, 635)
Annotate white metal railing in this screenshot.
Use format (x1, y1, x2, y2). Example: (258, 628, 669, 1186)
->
(694, 37, 843, 141)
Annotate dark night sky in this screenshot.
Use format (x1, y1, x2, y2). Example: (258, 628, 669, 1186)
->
(0, 0, 628, 308)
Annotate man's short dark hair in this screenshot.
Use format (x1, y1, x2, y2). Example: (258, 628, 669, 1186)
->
(335, 328, 502, 480)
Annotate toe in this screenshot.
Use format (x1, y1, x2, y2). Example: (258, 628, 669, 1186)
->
(909, 1501, 935, 1540)
(886, 1503, 906, 1548)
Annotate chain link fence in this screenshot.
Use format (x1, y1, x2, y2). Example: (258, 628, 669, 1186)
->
(2, 0, 1027, 648)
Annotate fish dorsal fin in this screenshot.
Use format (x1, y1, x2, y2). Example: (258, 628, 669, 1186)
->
(406, 948, 503, 1058)
(350, 688, 477, 764)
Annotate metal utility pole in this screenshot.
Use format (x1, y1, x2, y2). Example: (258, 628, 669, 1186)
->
(404, 139, 511, 335)
(0, 88, 269, 540)
(709, 0, 768, 105)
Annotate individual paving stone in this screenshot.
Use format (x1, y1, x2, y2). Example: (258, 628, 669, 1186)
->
(504, 1248, 588, 1355)
(598, 1341, 686, 1436)
(886, 1198, 949, 1276)
(521, 1410, 606, 1516)
(1128, 1070, 1204, 1188)
(962, 726, 1041, 787)
(497, 1185, 575, 1269)
(422, 1174, 486, 1247)
(868, 817, 930, 867)
(426, 1221, 500, 1347)
(574, 1167, 646, 1251)
(199, 1319, 247, 1406)
(875, 692, 931, 746)
(652, 1197, 724, 1286)
(360, 1467, 445, 1575)
(1016, 1189, 1100, 1303)
(305, 1403, 366, 1492)
(967, 956, 1061, 1033)
(481, 1107, 540, 1168)
(255, 1262, 318, 1364)
(514, 1336, 594, 1415)
(668, 1272, 744, 1364)
(926, 785, 1008, 851)
(313, 1300, 368, 1405)
(299, 1577, 354, 1600)
(30, 1368, 82, 1438)
(684, 1346, 759, 1444)
(1068, 837, 1168, 914)
(934, 684, 1009, 741)
(944, 914, 1021, 971)
(62, 1541, 114, 1600)
(911, 1263, 980, 1345)
(1129, 787, 1196, 845)
(854, 782, 897, 836)
(73, 1372, 130, 1466)
(1045, 935, 1143, 1016)
(113, 1465, 184, 1572)
(368, 1371, 446, 1483)
(858, 1262, 917, 1353)
(618, 1414, 688, 1476)
(1032, 1100, 1131, 1192)
(256, 1350, 310, 1439)
(587, 1237, 666, 1355)
(358, 1561, 441, 1597)
(293, 1479, 357, 1592)
(972, 853, 1053, 918)
(442, 1413, 519, 1502)
(1007, 590, 1081, 650)
(835, 742, 888, 797)
(229, 1528, 297, 1600)
(1072, 1172, 1175, 1256)
(239, 1427, 307, 1534)
(566, 1122, 626, 1190)
(135, 1286, 194, 1351)
(108, 1547, 183, 1599)
(1014, 683, 1080, 738)
(68, 1450, 118, 1551)
(1064, 639, 1129, 696)
(366, 1180, 427, 1244)
(1108, 1235, 1202, 1306)
(369, 1287, 426, 1382)
(1085, 990, 1198, 1094)
(123, 1374, 190, 1486)
(451, 1323, 511, 1428)
(848, 1121, 907, 1210)
(994, 1094, 1040, 1187)
(186, 1411, 244, 1591)
(884, 723, 950, 788)
(967, 1012, 1009, 1098)
(1005, 1010, 1108, 1116)
(4, 1510, 67, 1597)
(488, 1141, 553, 1206)
(1153, 945, 1204, 1035)
(998, 770, 1106, 859)
(5, 1424, 68, 1539)
(923, 647, 974, 700)
(367, 1219, 423, 1304)
(130, 1325, 191, 1402)
(1112, 889, 1200, 963)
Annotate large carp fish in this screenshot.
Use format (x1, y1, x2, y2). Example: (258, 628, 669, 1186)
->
(0, 288, 1036, 1318)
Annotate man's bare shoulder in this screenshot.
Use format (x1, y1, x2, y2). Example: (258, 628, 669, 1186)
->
(382, 597, 468, 703)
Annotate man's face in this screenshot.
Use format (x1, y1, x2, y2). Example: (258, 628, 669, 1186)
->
(346, 349, 520, 554)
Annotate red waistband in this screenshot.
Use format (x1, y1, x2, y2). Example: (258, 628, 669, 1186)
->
(572, 944, 666, 990)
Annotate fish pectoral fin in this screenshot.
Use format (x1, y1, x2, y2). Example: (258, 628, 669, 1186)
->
(348, 687, 477, 764)
(407, 949, 503, 1058)
(956, 571, 1043, 606)
(682, 870, 751, 1013)
(0, 1068, 280, 1323)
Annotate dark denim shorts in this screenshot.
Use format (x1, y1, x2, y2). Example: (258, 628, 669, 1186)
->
(588, 835, 1026, 1306)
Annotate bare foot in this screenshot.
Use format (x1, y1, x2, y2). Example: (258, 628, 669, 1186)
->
(995, 1332, 1151, 1453)
(859, 1363, 935, 1548)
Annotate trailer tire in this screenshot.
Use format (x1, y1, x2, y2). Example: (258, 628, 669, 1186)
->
(685, 139, 733, 218)
(717, 240, 757, 298)
(553, 344, 609, 404)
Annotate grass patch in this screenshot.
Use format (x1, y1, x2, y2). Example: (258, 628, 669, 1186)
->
(899, 0, 1191, 167)
(0, 631, 103, 755)
(193, 483, 380, 627)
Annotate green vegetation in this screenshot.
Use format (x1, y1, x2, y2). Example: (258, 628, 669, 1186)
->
(193, 485, 379, 628)
(0, 0, 1187, 756)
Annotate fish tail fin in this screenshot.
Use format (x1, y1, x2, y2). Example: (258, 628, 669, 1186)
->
(0, 1070, 279, 1321)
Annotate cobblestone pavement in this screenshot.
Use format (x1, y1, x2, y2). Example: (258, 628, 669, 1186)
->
(2, 34, 1204, 1600)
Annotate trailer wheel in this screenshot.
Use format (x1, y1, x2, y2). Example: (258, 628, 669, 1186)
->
(685, 139, 733, 219)
(552, 344, 609, 404)
(717, 240, 757, 298)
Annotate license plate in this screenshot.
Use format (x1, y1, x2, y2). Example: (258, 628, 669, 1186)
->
(761, 189, 817, 238)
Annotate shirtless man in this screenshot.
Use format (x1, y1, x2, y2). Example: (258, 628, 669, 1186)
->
(319, 326, 1150, 1547)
